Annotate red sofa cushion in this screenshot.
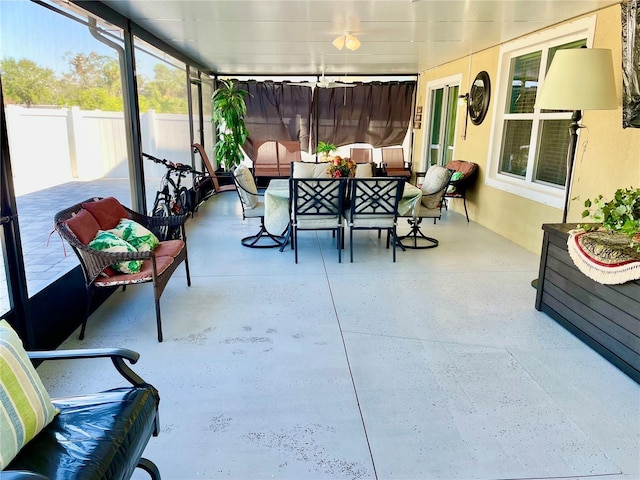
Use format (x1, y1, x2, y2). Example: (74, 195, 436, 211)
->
(82, 197, 128, 230)
(65, 208, 101, 245)
(153, 240, 185, 258)
(94, 255, 175, 286)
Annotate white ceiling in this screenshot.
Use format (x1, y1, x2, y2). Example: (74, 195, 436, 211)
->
(99, 0, 620, 78)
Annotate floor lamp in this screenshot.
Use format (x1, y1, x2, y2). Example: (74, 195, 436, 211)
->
(534, 48, 618, 223)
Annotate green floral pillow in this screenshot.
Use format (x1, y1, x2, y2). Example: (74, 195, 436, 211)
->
(88, 230, 142, 274)
(109, 218, 159, 252)
(447, 171, 464, 193)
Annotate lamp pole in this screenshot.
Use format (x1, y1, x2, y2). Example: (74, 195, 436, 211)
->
(562, 109, 582, 223)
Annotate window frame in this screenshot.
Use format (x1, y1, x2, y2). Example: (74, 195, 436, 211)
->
(485, 15, 596, 208)
(420, 74, 462, 172)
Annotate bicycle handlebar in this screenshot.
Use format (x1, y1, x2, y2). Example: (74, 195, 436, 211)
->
(142, 152, 204, 176)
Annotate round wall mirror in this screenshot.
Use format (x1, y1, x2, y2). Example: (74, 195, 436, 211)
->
(468, 71, 491, 125)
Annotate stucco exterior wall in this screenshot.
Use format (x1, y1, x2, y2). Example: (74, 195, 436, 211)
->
(413, 4, 640, 254)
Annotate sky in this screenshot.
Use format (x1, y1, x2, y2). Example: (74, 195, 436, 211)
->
(0, 0, 158, 77)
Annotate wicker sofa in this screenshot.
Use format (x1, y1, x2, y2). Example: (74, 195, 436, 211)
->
(54, 196, 191, 342)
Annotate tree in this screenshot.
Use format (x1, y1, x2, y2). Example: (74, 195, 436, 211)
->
(139, 64, 188, 113)
(59, 52, 122, 110)
(62, 52, 120, 94)
(1, 52, 189, 113)
(0, 57, 57, 106)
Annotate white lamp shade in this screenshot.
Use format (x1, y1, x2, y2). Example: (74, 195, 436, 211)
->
(535, 48, 617, 111)
(332, 36, 345, 50)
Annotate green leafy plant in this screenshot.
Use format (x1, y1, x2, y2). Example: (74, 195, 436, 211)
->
(212, 79, 249, 171)
(317, 141, 337, 160)
(581, 187, 640, 251)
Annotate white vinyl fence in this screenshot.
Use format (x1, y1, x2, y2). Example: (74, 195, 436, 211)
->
(5, 105, 202, 196)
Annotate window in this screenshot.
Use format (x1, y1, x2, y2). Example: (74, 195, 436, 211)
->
(487, 17, 595, 207)
(1, 0, 131, 296)
(134, 37, 193, 212)
(419, 75, 461, 172)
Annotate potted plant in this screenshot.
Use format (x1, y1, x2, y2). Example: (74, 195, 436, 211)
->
(581, 186, 640, 251)
(317, 141, 337, 161)
(212, 79, 249, 171)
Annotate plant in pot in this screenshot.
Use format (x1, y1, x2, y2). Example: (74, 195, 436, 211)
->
(581, 186, 640, 251)
(212, 79, 249, 171)
(317, 141, 337, 162)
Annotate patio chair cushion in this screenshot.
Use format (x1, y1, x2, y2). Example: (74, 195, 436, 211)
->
(95, 240, 184, 280)
(153, 239, 185, 258)
(0, 320, 58, 469)
(421, 166, 450, 209)
(421, 166, 450, 196)
(355, 163, 374, 177)
(7, 386, 159, 479)
(292, 162, 331, 178)
(64, 208, 101, 245)
(82, 197, 128, 230)
(234, 165, 259, 209)
(88, 231, 143, 274)
(108, 218, 160, 252)
(94, 255, 175, 287)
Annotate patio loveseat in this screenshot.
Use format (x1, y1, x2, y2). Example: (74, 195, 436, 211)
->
(443, 160, 479, 222)
(54, 196, 191, 342)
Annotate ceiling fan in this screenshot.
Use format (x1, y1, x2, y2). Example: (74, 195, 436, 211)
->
(290, 67, 356, 89)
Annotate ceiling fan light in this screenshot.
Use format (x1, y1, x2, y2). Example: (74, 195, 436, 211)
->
(332, 36, 345, 50)
(345, 34, 361, 51)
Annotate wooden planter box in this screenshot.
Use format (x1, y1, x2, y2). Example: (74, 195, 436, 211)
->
(535, 223, 640, 384)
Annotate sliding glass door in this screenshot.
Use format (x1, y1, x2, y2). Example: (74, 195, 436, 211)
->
(427, 76, 460, 167)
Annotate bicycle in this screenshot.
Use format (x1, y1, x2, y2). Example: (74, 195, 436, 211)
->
(143, 152, 205, 239)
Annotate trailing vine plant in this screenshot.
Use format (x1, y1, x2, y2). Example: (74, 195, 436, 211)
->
(581, 186, 640, 251)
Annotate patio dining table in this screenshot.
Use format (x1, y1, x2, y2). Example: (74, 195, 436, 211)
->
(264, 178, 423, 235)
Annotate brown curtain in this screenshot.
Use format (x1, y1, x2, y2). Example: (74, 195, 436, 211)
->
(311, 81, 416, 153)
(237, 80, 312, 160)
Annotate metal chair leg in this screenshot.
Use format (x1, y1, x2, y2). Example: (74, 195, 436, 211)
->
(154, 292, 163, 343)
(137, 458, 161, 480)
(396, 218, 439, 249)
(241, 217, 286, 248)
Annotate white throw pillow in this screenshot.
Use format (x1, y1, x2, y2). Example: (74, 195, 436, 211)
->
(421, 166, 449, 195)
(234, 165, 258, 209)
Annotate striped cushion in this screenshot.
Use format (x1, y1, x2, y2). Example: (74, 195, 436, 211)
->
(0, 320, 58, 468)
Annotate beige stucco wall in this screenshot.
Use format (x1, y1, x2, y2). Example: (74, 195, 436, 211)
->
(413, 4, 640, 254)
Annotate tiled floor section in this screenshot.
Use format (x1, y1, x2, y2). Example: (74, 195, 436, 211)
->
(0, 178, 150, 307)
(35, 191, 640, 480)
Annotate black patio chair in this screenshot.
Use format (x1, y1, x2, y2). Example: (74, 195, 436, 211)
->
(345, 177, 406, 262)
(290, 177, 347, 263)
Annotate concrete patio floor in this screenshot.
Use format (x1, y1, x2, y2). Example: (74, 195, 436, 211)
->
(35, 191, 640, 480)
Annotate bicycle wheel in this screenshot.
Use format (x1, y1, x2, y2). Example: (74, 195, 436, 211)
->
(175, 187, 191, 216)
(152, 199, 171, 240)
